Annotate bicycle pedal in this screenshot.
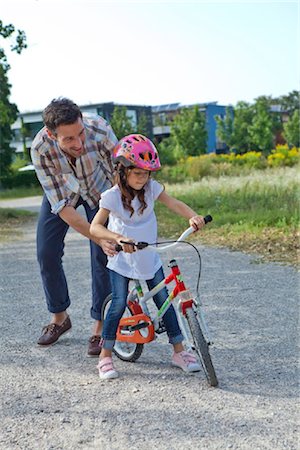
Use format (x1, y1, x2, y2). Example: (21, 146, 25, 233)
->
(128, 321, 150, 331)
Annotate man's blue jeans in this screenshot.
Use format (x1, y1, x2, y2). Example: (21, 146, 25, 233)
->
(102, 267, 184, 349)
(36, 195, 111, 320)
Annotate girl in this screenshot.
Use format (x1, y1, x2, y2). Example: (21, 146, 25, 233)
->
(90, 134, 205, 380)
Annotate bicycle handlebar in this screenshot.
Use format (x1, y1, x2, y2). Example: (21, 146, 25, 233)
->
(115, 215, 213, 252)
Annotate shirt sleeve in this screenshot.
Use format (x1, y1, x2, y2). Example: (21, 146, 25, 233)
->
(99, 188, 117, 214)
(151, 179, 164, 200)
(30, 137, 74, 214)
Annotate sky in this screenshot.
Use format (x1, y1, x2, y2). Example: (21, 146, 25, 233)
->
(1, 0, 299, 113)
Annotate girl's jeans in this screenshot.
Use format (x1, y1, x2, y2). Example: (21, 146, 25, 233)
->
(102, 266, 184, 350)
(37, 195, 111, 320)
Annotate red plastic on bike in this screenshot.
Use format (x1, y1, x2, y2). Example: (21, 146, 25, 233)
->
(116, 313, 155, 343)
(128, 300, 143, 315)
(180, 299, 194, 316)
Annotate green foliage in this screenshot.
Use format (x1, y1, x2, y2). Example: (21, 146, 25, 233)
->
(268, 145, 300, 167)
(157, 137, 177, 166)
(155, 167, 299, 239)
(136, 111, 149, 136)
(156, 146, 299, 183)
(215, 101, 254, 153)
(0, 20, 27, 175)
(277, 90, 300, 114)
(248, 97, 274, 154)
(10, 154, 30, 172)
(283, 110, 300, 147)
(0, 170, 39, 189)
(231, 101, 255, 152)
(0, 185, 42, 199)
(0, 207, 35, 221)
(215, 106, 234, 149)
(215, 93, 299, 155)
(169, 105, 207, 158)
(109, 105, 135, 139)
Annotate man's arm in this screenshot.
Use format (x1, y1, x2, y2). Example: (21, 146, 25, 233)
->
(59, 206, 116, 255)
(59, 206, 94, 240)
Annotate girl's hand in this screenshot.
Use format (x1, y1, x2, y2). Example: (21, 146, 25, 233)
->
(116, 236, 136, 253)
(189, 215, 205, 231)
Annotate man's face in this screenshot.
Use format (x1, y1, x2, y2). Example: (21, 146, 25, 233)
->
(47, 117, 86, 159)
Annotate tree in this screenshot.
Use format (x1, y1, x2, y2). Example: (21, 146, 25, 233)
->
(136, 111, 149, 136)
(109, 105, 135, 140)
(215, 106, 234, 150)
(0, 20, 27, 175)
(215, 102, 254, 153)
(277, 90, 300, 114)
(283, 110, 300, 147)
(170, 105, 207, 158)
(157, 137, 177, 165)
(248, 97, 274, 153)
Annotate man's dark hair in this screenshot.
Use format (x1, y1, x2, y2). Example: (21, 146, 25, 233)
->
(42, 97, 82, 133)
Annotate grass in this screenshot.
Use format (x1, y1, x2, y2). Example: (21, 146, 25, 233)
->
(0, 208, 37, 242)
(0, 186, 42, 199)
(155, 167, 300, 267)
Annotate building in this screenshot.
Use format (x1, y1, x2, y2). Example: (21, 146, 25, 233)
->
(152, 101, 229, 153)
(11, 100, 228, 159)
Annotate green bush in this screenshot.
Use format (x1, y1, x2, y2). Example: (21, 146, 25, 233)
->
(157, 146, 299, 183)
(0, 171, 40, 189)
(10, 155, 30, 172)
(267, 145, 300, 167)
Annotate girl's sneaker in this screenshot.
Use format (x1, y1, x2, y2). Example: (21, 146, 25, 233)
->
(172, 351, 201, 373)
(97, 357, 119, 380)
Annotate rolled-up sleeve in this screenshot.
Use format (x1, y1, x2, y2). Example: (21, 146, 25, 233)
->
(31, 146, 72, 214)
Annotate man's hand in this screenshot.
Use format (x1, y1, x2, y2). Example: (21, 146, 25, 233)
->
(99, 239, 118, 257)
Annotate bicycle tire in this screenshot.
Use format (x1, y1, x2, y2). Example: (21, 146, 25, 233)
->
(185, 307, 218, 387)
(101, 294, 144, 362)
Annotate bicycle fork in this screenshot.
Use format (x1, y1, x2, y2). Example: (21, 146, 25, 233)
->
(167, 259, 214, 348)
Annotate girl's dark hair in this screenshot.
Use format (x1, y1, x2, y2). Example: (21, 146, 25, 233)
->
(42, 97, 83, 134)
(115, 164, 148, 217)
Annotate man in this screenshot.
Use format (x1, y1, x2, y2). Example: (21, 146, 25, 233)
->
(31, 97, 118, 356)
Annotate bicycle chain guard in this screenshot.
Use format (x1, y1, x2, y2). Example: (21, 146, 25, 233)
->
(116, 313, 155, 343)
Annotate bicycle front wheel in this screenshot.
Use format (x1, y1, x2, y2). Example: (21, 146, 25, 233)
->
(101, 294, 144, 362)
(185, 308, 218, 387)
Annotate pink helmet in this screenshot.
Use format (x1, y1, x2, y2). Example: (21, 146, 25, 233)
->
(112, 134, 161, 171)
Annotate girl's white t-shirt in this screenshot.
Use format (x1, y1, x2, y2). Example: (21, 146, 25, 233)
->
(100, 178, 164, 280)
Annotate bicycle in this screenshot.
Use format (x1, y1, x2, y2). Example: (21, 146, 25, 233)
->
(101, 215, 218, 387)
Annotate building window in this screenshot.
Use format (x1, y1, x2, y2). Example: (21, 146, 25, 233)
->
(127, 109, 137, 128)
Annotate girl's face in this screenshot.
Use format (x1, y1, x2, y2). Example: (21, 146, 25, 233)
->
(127, 167, 150, 190)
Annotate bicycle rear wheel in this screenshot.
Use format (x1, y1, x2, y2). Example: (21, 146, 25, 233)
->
(101, 294, 144, 362)
(185, 307, 218, 387)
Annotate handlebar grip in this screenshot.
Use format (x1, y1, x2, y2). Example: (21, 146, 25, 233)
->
(204, 214, 213, 224)
(115, 240, 143, 252)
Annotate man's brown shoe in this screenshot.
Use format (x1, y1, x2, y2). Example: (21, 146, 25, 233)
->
(37, 316, 72, 346)
(87, 335, 102, 357)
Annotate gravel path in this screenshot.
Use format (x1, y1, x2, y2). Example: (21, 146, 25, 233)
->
(0, 216, 299, 450)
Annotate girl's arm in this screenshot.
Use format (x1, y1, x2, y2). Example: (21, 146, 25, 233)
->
(157, 190, 205, 230)
(90, 208, 135, 253)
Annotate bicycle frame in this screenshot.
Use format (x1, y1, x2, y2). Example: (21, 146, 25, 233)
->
(116, 256, 200, 349)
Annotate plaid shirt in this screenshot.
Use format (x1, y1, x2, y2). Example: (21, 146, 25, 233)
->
(31, 116, 118, 214)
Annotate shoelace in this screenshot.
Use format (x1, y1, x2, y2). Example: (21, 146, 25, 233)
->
(90, 335, 101, 343)
(42, 323, 57, 335)
(181, 352, 197, 364)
